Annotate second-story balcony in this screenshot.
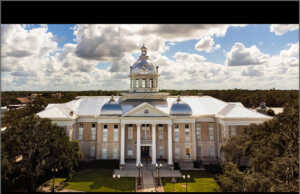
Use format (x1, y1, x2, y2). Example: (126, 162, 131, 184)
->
(134, 137, 152, 145)
(141, 138, 152, 144)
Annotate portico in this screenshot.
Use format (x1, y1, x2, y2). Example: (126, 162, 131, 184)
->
(120, 119, 173, 167)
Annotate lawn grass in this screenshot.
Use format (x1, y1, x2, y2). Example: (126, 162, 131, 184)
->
(53, 168, 135, 192)
(162, 171, 221, 192)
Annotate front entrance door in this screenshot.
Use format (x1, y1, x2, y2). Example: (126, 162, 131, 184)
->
(141, 146, 151, 166)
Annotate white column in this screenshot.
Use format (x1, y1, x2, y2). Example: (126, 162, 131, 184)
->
(152, 124, 156, 164)
(120, 124, 125, 165)
(168, 124, 173, 165)
(136, 124, 141, 165)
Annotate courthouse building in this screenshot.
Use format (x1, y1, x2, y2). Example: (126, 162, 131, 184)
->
(37, 45, 272, 168)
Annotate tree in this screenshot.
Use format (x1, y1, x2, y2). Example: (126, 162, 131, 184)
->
(266, 109, 275, 116)
(217, 99, 299, 192)
(1, 115, 82, 192)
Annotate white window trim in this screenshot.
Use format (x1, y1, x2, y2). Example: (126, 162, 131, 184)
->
(113, 147, 118, 159)
(210, 146, 215, 158)
(174, 128, 179, 142)
(209, 125, 214, 141)
(128, 127, 133, 140)
(159, 126, 164, 140)
(196, 124, 201, 141)
(128, 149, 133, 157)
(159, 145, 164, 158)
(78, 127, 83, 140)
(91, 127, 96, 140)
(175, 147, 180, 159)
(90, 144, 96, 157)
(102, 147, 107, 159)
(114, 128, 118, 142)
(103, 128, 108, 142)
(185, 128, 190, 142)
(231, 126, 236, 136)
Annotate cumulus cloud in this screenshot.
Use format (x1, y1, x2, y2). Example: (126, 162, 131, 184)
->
(6, 50, 33, 58)
(270, 24, 299, 36)
(1, 24, 298, 91)
(72, 24, 246, 61)
(109, 53, 136, 72)
(195, 36, 221, 53)
(225, 42, 269, 66)
(242, 66, 264, 77)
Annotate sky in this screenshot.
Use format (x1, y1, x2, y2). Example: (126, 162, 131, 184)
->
(1, 24, 299, 91)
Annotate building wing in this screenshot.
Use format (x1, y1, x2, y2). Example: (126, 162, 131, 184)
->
(216, 103, 272, 120)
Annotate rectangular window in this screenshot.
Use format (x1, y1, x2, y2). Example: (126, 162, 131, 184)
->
(92, 123, 96, 128)
(103, 125, 108, 142)
(210, 146, 215, 158)
(197, 145, 201, 158)
(209, 124, 214, 141)
(69, 128, 73, 140)
(114, 127, 118, 142)
(174, 127, 179, 142)
(102, 147, 107, 159)
(231, 126, 236, 136)
(128, 126, 133, 140)
(78, 127, 83, 140)
(136, 80, 139, 88)
(185, 124, 190, 142)
(159, 126, 164, 140)
(91, 125, 96, 140)
(128, 148, 133, 156)
(90, 144, 95, 157)
(196, 123, 201, 141)
(142, 79, 146, 88)
(175, 147, 180, 159)
(113, 147, 118, 159)
(150, 79, 153, 88)
(159, 146, 164, 158)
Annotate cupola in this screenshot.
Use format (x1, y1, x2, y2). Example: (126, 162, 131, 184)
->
(100, 95, 123, 115)
(129, 45, 159, 93)
(170, 96, 192, 116)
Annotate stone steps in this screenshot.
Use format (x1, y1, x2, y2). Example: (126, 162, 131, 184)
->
(179, 161, 194, 170)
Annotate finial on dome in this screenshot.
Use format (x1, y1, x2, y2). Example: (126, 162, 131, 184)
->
(177, 95, 181, 103)
(110, 95, 115, 103)
(141, 44, 147, 56)
(141, 44, 147, 49)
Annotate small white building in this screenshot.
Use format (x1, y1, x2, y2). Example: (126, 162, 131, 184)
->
(37, 46, 272, 168)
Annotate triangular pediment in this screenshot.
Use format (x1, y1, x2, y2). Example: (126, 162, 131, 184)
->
(123, 102, 169, 117)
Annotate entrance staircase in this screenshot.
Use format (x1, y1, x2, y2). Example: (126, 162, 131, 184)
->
(179, 161, 194, 170)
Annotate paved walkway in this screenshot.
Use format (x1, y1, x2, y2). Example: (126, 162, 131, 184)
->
(140, 169, 156, 192)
